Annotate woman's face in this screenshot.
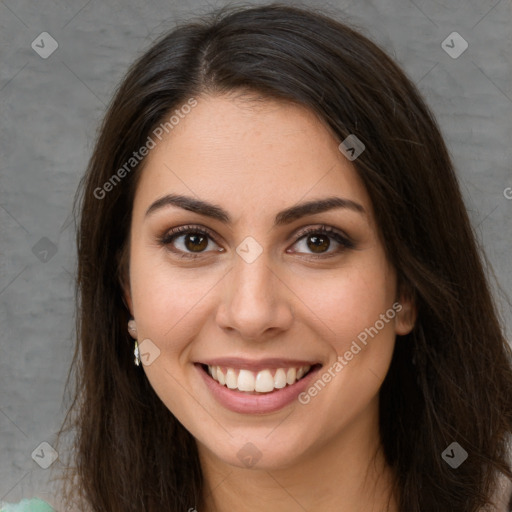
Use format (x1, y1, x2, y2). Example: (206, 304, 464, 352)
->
(123, 93, 414, 470)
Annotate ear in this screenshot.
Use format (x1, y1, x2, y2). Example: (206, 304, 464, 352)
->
(118, 246, 133, 316)
(121, 278, 134, 316)
(394, 284, 417, 336)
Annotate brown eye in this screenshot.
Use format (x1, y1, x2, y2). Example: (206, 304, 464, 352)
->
(289, 225, 354, 259)
(306, 234, 331, 253)
(182, 233, 209, 252)
(160, 225, 222, 258)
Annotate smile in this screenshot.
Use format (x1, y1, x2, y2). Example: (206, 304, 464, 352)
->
(195, 361, 323, 414)
(204, 364, 312, 393)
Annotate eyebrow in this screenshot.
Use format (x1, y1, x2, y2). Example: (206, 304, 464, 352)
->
(145, 193, 365, 226)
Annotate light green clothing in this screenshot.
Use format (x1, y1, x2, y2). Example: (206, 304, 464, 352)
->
(0, 499, 55, 512)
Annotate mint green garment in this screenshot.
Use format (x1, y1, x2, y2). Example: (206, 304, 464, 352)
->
(0, 499, 55, 512)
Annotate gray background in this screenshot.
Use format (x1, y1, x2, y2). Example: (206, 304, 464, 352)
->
(1, 0, 511, 508)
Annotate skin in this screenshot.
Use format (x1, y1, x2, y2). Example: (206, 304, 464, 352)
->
(123, 92, 416, 512)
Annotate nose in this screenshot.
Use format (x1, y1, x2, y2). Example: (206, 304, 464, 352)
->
(215, 249, 294, 341)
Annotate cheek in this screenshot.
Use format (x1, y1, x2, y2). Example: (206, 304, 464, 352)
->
(306, 263, 396, 350)
(128, 248, 220, 348)
(127, 252, 215, 416)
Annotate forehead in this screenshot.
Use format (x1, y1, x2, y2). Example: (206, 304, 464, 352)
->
(132, 93, 372, 224)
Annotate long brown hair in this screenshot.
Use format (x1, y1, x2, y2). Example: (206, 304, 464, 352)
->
(54, 3, 512, 511)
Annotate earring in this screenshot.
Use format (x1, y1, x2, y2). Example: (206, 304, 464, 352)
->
(128, 319, 137, 337)
(134, 339, 141, 366)
(128, 319, 140, 366)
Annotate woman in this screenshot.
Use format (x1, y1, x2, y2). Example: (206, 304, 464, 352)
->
(5, 3, 511, 511)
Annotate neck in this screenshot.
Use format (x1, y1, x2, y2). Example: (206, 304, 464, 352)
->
(197, 398, 398, 512)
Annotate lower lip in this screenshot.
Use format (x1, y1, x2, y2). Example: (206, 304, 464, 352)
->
(195, 363, 322, 414)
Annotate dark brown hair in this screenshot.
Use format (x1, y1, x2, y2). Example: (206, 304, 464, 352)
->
(54, 3, 512, 511)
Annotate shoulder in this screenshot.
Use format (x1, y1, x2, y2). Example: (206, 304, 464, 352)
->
(0, 498, 55, 512)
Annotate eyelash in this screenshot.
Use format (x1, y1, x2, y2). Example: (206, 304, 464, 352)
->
(158, 224, 355, 260)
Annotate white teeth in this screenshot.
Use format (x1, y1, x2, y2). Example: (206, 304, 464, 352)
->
(238, 369, 255, 391)
(255, 369, 274, 392)
(226, 368, 237, 389)
(274, 369, 287, 389)
(286, 367, 296, 385)
(206, 364, 312, 393)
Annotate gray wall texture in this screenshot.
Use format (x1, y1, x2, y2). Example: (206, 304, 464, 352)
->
(1, 0, 511, 507)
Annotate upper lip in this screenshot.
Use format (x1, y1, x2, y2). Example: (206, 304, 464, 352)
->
(197, 357, 322, 371)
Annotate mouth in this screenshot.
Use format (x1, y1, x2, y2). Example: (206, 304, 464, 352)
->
(199, 363, 321, 394)
(194, 360, 323, 414)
